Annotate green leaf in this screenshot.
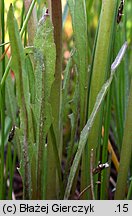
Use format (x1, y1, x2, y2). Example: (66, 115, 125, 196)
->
(25, 55, 35, 104)
(0, 42, 10, 47)
(115, 79, 132, 199)
(33, 14, 56, 198)
(81, 0, 118, 198)
(64, 73, 113, 199)
(68, 0, 88, 128)
(5, 74, 18, 126)
(64, 42, 128, 199)
(7, 4, 31, 199)
(62, 49, 74, 119)
(34, 18, 56, 134)
(0, 116, 12, 147)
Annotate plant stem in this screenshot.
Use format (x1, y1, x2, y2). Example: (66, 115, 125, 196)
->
(46, 0, 62, 199)
(20, 0, 36, 38)
(23, 0, 37, 46)
(50, 0, 62, 154)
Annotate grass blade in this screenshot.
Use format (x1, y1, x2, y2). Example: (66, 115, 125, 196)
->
(64, 42, 128, 199)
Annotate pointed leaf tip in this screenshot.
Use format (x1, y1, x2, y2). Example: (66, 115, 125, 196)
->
(9, 3, 13, 10)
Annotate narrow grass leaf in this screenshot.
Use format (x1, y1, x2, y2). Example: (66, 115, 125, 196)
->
(82, 0, 118, 198)
(111, 41, 128, 72)
(64, 43, 128, 199)
(0, 42, 9, 47)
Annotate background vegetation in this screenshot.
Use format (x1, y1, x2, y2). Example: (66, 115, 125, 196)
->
(0, 0, 132, 200)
